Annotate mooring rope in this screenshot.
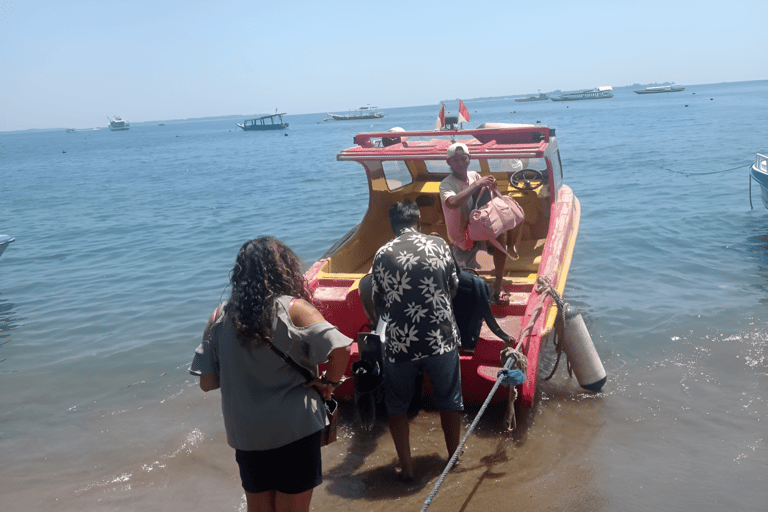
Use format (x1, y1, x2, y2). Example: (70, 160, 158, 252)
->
(419, 353, 524, 512)
(661, 162, 750, 176)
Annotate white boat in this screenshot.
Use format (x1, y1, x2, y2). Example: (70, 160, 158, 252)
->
(327, 106, 386, 120)
(551, 86, 613, 102)
(750, 153, 768, 209)
(634, 85, 685, 94)
(0, 235, 15, 259)
(107, 116, 130, 131)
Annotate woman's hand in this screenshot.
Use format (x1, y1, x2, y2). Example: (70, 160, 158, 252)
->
(309, 379, 335, 401)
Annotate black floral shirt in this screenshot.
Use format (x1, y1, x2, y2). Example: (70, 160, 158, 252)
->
(371, 228, 460, 363)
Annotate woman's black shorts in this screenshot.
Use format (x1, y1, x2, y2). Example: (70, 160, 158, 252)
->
(235, 430, 322, 494)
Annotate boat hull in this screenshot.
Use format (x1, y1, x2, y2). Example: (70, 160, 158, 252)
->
(751, 163, 768, 209)
(0, 235, 15, 258)
(551, 93, 613, 101)
(328, 114, 384, 120)
(237, 123, 289, 131)
(634, 87, 685, 94)
(304, 189, 580, 408)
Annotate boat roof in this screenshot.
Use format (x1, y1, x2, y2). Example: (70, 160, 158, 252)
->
(250, 113, 287, 120)
(337, 123, 555, 162)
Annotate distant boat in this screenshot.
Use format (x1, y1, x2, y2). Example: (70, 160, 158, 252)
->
(551, 86, 613, 101)
(107, 116, 130, 131)
(0, 235, 15, 259)
(327, 106, 385, 121)
(236, 113, 289, 131)
(750, 153, 768, 209)
(634, 85, 685, 94)
(66, 128, 76, 133)
(515, 93, 549, 102)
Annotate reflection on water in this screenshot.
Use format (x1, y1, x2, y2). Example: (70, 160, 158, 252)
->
(0, 295, 20, 360)
(746, 229, 768, 303)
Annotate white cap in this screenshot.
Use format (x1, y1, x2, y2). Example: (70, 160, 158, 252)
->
(446, 142, 469, 159)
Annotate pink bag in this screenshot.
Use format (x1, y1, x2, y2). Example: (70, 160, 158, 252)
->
(467, 187, 524, 260)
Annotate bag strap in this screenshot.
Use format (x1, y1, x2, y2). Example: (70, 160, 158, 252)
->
(264, 338, 314, 383)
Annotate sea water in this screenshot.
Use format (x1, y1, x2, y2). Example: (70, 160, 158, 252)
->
(1, 81, 767, 511)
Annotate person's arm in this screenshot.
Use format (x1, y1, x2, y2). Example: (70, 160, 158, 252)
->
(200, 373, 220, 391)
(197, 306, 221, 392)
(290, 299, 352, 400)
(444, 175, 496, 209)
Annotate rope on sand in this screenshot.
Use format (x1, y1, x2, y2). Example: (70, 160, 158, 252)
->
(421, 275, 560, 511)
(419, 354, 524, 512)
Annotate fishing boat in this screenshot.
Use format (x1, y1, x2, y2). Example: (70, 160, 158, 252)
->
(515, 93, 549, 102)
(107, 116, 130, 131)
(551, 86, 613, 101)
(306, 123, 584, 410)
(634, 85, 685, 94)
(66, 128, 76, 133)
(750, 153, 768, 209)
(236, 113, 289, 131)
(0, 235, 15, 259)
(327, 106, 385, 121)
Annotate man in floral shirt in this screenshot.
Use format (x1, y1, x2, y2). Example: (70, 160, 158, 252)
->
(371, 200, 463, 482)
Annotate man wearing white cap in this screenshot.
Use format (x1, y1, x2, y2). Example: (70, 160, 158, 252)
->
(439, 142, 511, 302)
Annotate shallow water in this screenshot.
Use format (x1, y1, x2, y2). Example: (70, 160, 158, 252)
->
(1, 81, 767, 511)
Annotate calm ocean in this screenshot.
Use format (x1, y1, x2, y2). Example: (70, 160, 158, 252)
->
(2, 81, 767, 511)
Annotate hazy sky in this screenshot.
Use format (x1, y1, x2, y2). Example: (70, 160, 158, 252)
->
(1, 0, 765, 131)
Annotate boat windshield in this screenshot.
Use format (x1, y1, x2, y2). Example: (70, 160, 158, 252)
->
(381, 157, 548, 192)
(381, 161, 415, 190)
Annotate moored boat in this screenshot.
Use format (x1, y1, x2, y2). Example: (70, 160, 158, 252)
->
(236, 113, 289, 131)
(327, 106, 385, 120)
(0, 235, 15, 259)
(750, 153, 768, 209)
(107, 116, 130, 131)
(515, 93, 549, 102)
(551, 86, 613, 101)
(305, 123, 582, 410)
(634, 85, 685, 94)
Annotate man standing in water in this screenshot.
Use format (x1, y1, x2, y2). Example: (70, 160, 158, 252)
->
(439, 142, 514, 303)
(371, 200, 463, 482)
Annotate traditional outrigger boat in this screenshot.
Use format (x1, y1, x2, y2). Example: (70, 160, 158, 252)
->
(327, 106, 385, 121)
(236, 113, 289, 131)
(306, 123, 586, 411)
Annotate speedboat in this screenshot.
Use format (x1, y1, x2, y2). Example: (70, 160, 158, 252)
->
(236, 113, 289, 131)
(751, 153, 768, 209)
(108, 116, 130, 131)
(306, 123, 582, 410)
(0, 235, 15, 259)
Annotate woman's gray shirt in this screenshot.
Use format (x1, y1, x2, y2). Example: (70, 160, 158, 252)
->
(189, 295, 352, 451)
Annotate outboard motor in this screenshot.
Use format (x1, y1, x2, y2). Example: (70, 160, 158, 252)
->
(353, 331, 385, 431)
(561, 306, 607, 393)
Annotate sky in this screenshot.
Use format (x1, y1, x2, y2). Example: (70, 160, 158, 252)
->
(1, 0, 766, 132)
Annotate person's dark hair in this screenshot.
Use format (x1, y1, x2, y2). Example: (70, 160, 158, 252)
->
(389, 200, 420, 234)
(224, 237, 309, 348)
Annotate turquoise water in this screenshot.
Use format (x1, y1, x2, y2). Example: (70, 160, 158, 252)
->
(1, 81, 767, 511)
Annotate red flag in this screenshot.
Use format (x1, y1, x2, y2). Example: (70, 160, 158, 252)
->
(435, 103, 445, 130)
(458, 100, 470, 124)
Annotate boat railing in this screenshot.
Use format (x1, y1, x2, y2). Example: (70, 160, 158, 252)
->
(756, 153, 767, 172)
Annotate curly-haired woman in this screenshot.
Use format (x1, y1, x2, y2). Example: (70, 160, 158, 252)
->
(190, 237, 352, 512)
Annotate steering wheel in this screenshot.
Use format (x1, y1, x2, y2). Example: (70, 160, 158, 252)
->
(510, 169, 545, 190)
